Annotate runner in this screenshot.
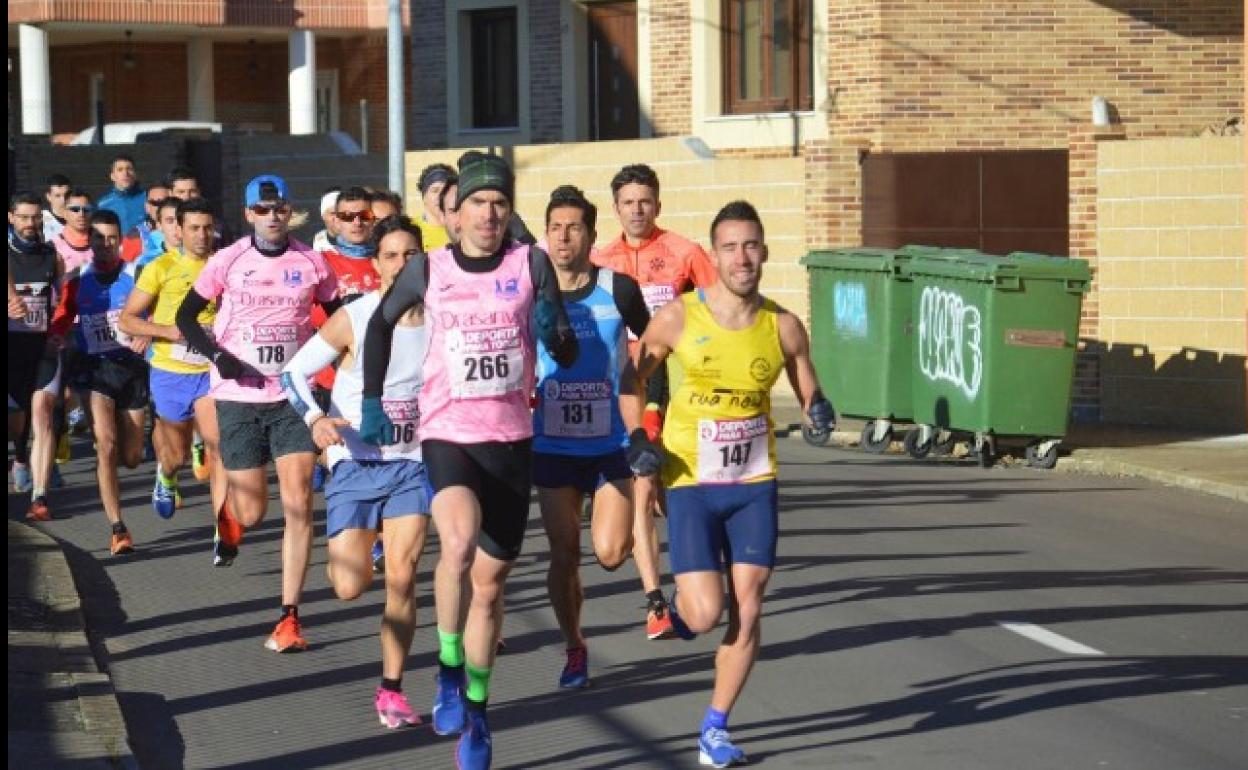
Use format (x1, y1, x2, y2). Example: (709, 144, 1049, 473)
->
(133, 182, 171, 266)
(313, 187, 341, 253)
(48, 209, 153, 555)
(175, 174, 340, 651)
(595, 162, 718, 640)
(52, 188, 96, 275)
(118, 197, 238, 564)
(415, 163, 454, 252)
(42, 173, 71, 242)
(636, 200, 833, 767)
(359, 153, 578, 769)
(97, 154, 145, 236)
(282, 215, 431, 729)
(438, 175, 461, 246)
(8, 192, 64, 519)
(531, 185, 661, 689)
(370, 190, 402, 222)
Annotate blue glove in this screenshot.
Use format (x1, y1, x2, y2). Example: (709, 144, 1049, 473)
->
(807, 394, 835, 434)
(627, 429, 663, 477)
(359, 396, 396, 446)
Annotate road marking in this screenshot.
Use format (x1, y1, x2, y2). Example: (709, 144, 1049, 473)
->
(996, 621, 1105, 656)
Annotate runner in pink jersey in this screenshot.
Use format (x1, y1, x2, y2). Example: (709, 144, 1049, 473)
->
(175, 175, 341, 654)
(358, 154, 577, 770)
(52, 189, 96, 275)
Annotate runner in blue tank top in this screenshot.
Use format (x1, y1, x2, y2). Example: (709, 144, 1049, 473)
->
(532, 186, 662, 690)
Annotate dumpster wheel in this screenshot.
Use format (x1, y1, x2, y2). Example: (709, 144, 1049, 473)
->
(1025, 439, 1060, 470)
(974, 433, 996, 469)
(860, 421, 892, 454)
(902, 427, 932, 459)
(931, 430, 957, 456)
(801, 424, 831, 446)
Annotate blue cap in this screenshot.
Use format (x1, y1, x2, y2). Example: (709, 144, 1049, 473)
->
(244, 174, 289, 206)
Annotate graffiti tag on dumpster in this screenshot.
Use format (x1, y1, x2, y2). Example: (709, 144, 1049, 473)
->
(834, 282, 868, 337)
(917, 286, 982, 399)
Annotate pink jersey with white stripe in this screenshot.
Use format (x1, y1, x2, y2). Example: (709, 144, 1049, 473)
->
(193, 237, 338, 403)
(420, 243, 536, 443)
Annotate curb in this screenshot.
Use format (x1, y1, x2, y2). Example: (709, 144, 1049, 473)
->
(8, 520, 138, 770)
(1055, 456, 1248, 505)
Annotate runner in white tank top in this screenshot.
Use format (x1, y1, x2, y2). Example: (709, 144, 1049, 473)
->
(282, 216, 432, 730)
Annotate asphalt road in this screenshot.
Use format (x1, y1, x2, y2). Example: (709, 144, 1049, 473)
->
(11, 436, 1248, 769)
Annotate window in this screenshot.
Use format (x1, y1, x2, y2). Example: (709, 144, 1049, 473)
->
(469, 8, 519, 128)
(723, 0, 813, 114)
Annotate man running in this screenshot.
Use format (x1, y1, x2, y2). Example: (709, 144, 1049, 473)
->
(52, 188, 96, 276)
(98, 154, 145, 236)
(532, 186, 661, 690)
(118, 197, 236, 563)
(415, 163, 455, 252)
(42, 173, 71, 242)
(49, 209, 153, 555)
(175, 175, 340, 652)
(636, 201, 833, 767)
(359, 153, 578, 769)
(595, 163, 718, 640)
(282, 215, 431, 729)
(8, 192, 64, 520)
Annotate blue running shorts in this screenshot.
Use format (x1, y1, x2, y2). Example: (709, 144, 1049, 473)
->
(325, 459, 433, 539)
(532, 450, 631, 494)
(150, 368, 210, 423)
(666, 480, 778, 573)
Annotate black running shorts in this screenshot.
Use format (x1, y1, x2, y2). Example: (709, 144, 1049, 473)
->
(422, 438, 533, 562)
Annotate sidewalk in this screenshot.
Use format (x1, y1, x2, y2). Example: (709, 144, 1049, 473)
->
(769, 395, 1248, 506)
(8, 519, 136, 769)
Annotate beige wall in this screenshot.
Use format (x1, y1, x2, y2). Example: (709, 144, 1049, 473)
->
(1096, 136, 1246, 430)
(405, 138, 809, 320)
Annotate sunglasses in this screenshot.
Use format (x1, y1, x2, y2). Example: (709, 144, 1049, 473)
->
(66, 205, 95, 214)
(336, 210, 376, 224)
(250, 203, 291, 217)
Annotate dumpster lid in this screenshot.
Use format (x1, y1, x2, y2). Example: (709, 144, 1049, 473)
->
(906, 251, 1091, 284)
(801, 248, 910, 273)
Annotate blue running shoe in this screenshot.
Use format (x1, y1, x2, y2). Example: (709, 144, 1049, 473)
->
(432, 666, 467, 736)
(12, 462, 33, 493)
(312, 463, 328, 493)
(698, 726, 747, 768)
(667, 590, 697, 641)
(558, 646, 589, 689)
(152, 474, 177, 520)
(456, 708, 492, 770)
(371, 539, 385, 574)
(49, 464, 65, 489)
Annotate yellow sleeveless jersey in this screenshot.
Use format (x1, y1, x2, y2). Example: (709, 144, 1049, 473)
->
(135, 249, 216, 374)
(662, 291, 785, 488)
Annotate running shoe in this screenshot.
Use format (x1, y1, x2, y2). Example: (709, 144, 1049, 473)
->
(456, 708, 492, 770)
(12, 462, 32, 493)
(56, 432, 71, 463)
(152, 474, 178, 520)
(312, 463, 328, 493)
(49, 464, 64, 488)
(110, 530, 135, 556)
(371, 540, 385, 574)
(647, 600, 676, 641)
(432, 666, 467, 736)
(26, 496, 52, 522)
(265, 614, 308, 653)
(212, 532, 237, 567)
(374, 687, 421, 729)
(698, 726, 747, 768)
(191, 441, 210, 481)
(217, 503, 243, 548)
(558, 645, 589, 689)
(666, 591, 697, 641)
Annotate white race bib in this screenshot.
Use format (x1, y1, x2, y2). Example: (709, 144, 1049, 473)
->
(382, 398, 421, 454)
(696, 415, 771, 483)
(541, 379, 611, 438)
(240, 324, 298, 375)
(81, 309, 130, 355)
(21, 295, 49, 333)
(446, 326, 524, 398)
(630, 284, 679, 341)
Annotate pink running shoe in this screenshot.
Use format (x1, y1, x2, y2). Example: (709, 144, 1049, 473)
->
(375, 687, 421, 729)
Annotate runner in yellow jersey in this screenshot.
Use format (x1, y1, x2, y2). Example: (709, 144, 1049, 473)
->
(636, 201, 834, 768)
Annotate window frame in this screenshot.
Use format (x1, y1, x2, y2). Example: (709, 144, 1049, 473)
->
(722, 0, 813, 115)
(467, 6, 521, 130)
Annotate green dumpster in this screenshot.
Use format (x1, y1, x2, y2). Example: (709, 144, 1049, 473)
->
(904, 250, 1091, 467)
(800, 248, 916, 452)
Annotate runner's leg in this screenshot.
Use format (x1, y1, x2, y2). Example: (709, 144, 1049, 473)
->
(274, 451, 316, 607)
(590, 477, 633, 570)
(89, 392, 124, 526)
(711, 563, 771, 713)
(538, 485, 587, 648)
(327, 528, 375, 600)
(380, 515, 428, 681)
(193, 396, 227, 518)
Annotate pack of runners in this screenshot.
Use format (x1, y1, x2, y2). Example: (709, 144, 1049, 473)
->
(7, 153, 834, 769)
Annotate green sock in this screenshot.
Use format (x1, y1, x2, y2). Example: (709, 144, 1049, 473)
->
(157, 465, 176, 488)
(465, 663, 492, 704)
(438, 629, 465, 668)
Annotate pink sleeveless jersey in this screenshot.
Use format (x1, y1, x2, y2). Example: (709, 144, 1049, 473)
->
(420, 243, 536, 443)
(193, 237, 338, 403)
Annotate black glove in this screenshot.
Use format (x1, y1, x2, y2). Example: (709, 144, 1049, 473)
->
(807, 394, 835, 433)
(213, 350, 246, 380)
(627, 428, 663, 477)
(550, 332, 579, 369)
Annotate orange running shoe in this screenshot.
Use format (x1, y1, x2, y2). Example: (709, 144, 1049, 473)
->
(110, 530, 135, 556)
(646, 604, 676, 641)
(265, 614, 308, 653)
(26, 497, 52, 522)
(217, 503, 243, 548)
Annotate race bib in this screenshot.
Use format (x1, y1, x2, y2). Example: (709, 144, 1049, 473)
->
(169, 326, 212, 366)
(696, 415, 771, 483)
(445, 326, 524, 398)
(81, 309, 130, 355)
(240, 324, 298, 375)
(20, 295, 49, 332)
(382, 398, 421, 454)
(629, 284, 678, 340)
(540, 379, 611, 438)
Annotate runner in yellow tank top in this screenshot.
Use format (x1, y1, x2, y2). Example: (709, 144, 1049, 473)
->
(637, 201, 835, 768)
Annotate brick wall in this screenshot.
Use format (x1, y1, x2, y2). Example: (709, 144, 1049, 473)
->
(648, 0, 693, 136)
(528, 0, 563, 144)
(410, 0, 449, 149)
(47, 43, 190, 134)
(1094, 136, 1245, 430)
(213, 40, 288, 133)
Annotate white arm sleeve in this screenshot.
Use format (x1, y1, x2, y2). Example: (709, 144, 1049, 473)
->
(280, 333, 342, 428)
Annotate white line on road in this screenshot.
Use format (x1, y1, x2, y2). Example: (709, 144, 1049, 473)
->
(996, 621, 1106, 656)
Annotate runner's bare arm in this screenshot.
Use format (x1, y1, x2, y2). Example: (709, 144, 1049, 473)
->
(118, 287, 181, 341)
(635, 299, 684, 381)
(777, 309, 833, 427)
